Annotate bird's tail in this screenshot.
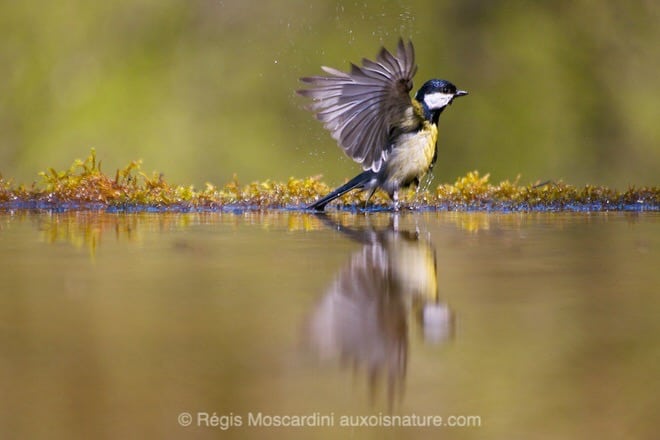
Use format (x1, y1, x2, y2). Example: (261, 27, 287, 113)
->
(308, 170, 376, 211)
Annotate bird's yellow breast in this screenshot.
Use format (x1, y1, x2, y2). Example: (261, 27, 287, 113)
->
(382, 122, 438, 192)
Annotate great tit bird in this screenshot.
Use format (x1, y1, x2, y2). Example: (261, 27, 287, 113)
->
(298, 39, 467, 211)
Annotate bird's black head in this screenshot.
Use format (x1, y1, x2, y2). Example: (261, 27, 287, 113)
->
(415, 79, 468, 122)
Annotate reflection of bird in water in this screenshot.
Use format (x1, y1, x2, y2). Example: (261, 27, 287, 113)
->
(304, 214, 453, 406)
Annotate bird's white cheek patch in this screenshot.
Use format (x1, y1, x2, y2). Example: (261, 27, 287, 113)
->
(424, 92, 453, 110)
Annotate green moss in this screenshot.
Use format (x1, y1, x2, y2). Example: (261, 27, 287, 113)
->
(0, 151, 658, 211)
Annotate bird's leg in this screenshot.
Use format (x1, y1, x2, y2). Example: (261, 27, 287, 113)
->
(364, 188, 377, 211)
(392, 190, 400, 212)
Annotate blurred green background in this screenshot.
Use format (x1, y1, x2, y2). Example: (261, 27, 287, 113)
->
(0, 0, 658, 188)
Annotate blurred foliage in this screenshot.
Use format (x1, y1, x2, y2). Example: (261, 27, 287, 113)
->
(0, 0, 658, 188)
(0, 150, 657, 211)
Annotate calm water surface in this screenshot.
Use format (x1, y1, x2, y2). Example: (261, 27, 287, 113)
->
(1, 211, 658, 439)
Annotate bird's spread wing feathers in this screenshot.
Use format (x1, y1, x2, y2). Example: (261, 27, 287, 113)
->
(298, 39, 419, 172)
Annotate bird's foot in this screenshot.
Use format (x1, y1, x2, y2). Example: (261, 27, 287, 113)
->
(392, 191, 400, 211)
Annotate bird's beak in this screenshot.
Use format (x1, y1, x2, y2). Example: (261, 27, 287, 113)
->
(449, 90, 467, 105)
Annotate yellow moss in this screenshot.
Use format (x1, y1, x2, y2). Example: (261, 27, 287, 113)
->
(0, 151, 658, 211)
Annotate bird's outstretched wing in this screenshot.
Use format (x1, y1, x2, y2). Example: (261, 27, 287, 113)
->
(298, 39, 418, 173)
